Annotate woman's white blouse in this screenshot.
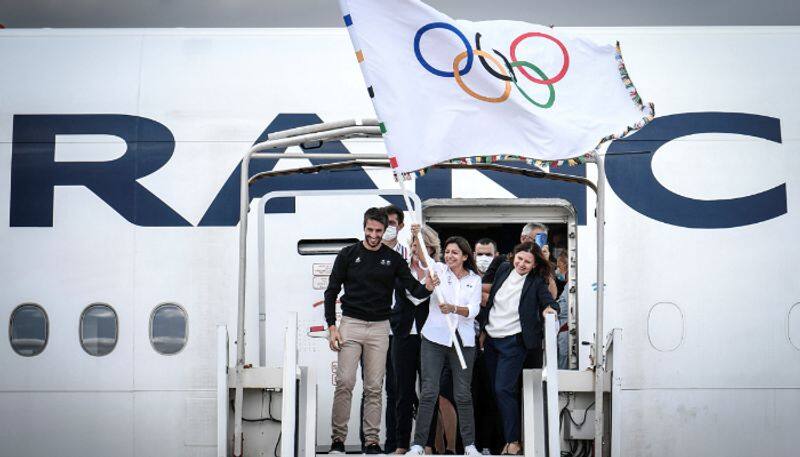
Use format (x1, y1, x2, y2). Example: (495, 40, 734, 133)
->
(486, 269, 526, 338)
(419, 262, 482, 347)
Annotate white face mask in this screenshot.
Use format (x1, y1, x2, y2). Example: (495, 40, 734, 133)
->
(476, 254, 493, 273)
(382, 225, 398, 241)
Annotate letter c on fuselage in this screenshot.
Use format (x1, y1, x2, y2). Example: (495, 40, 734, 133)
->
(605, 112, 784, 229)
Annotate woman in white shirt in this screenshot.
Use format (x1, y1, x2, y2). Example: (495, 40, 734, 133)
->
(478, 242, 558, 455)
(406, 235, 482, 457)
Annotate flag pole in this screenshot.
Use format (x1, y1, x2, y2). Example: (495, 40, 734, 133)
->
(396, 172, 467, 369)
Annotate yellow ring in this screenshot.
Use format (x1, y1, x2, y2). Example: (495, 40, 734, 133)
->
(453, 50, 511, 103)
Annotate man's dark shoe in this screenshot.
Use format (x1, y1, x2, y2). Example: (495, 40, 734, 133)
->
(365, 442, 383, 454)
(329, 440, 345, 454)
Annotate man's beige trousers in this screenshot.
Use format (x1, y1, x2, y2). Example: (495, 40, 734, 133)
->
(331, 316, 390, 444)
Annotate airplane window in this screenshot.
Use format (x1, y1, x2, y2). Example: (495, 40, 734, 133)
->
(298, 238, 360, 255)
(150, 303, 187, 355)
(80, 304, 118, 356)
(9, 304, 48, 357)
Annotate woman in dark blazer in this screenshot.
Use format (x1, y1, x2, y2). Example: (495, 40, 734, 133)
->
(477, 242, 558, 455)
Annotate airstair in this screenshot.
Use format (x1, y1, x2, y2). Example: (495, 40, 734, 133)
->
(216, 313, 620, 457)
(217, 119, 618, 457)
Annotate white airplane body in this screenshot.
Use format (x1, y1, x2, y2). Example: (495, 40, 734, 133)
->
(1, 27, 798, 456)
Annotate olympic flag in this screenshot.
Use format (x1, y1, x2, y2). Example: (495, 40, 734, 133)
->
(339, 0, 654, 174)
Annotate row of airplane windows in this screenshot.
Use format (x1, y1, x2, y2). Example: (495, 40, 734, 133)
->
(7, 303, 188, 357)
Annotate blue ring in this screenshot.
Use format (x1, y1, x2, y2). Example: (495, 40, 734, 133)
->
(413, 22, 473, 78)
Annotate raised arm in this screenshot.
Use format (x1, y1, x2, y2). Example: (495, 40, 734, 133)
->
(397, 256, 433, 299)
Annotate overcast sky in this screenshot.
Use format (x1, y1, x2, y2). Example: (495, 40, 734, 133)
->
(1, 0, 799, 28)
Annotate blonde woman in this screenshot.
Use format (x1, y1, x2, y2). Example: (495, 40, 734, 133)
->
(391, 225, 440, 454)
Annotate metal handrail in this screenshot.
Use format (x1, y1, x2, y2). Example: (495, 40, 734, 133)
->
(266, 118, 380, 141)
(253, 125, 382, 153)
(248, 159, 598, 194)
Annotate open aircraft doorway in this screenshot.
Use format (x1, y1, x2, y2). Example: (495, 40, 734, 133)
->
(423, 198, 579, 370)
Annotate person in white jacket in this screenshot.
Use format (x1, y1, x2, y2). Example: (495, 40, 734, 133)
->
(406, 233, 482, 457)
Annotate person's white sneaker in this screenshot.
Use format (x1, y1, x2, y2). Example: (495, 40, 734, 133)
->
(405, 445, 425, 455)
(464, 445, 482, 457)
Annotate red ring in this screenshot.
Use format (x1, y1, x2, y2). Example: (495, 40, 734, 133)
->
(509, 32, 570, 85)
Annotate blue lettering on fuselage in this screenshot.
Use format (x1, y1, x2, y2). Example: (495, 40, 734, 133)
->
(199, 113, 390, 225)
(7, 112, 786, 229)
(199, 113, 587, 226)
(10, 115, 191, 227)
(606, 112, 784, 228)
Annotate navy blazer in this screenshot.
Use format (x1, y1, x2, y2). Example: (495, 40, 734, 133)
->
(478, 261, 558, 349)
(390, 278, 430, 337)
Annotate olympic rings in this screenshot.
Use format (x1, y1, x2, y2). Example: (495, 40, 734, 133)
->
(509, 32, 569, 84)
(413, 22, 570, 109)
(509, 61, 555, 108)
(414, 22, 473, 78)
(454, 50, 511, 103)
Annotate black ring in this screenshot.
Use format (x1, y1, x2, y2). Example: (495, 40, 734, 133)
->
(475, 32, 516, 82)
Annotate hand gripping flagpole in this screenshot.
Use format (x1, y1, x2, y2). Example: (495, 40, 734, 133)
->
(396, 173, 467, 369)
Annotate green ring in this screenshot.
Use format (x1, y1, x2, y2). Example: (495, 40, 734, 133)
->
(509, 61, 556, 109)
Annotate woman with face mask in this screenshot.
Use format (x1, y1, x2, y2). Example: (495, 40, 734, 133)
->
(405, 234, 483, 457)
(477, 242, 558, 455)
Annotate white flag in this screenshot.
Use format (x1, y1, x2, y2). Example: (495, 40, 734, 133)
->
(339, 0, 654, 174)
